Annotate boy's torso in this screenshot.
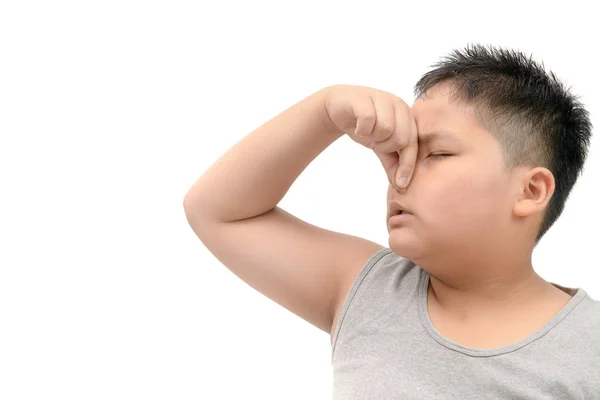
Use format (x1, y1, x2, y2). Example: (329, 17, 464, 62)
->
(331, 249, 599, 399)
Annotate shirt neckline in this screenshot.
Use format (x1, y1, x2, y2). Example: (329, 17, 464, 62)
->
(417, 268, 587, 357)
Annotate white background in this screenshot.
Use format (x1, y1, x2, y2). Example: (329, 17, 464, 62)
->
(1, 1, 599, 399)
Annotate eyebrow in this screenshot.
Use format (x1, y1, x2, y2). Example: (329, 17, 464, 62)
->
(418, 130, 463, 144)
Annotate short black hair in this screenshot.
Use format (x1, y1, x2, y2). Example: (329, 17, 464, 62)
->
(413, 43, 593, 244)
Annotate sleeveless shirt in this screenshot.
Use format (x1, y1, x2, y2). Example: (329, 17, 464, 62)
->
(331, 247, 600, 399)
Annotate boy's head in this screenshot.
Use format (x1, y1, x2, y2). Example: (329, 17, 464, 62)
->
(387, 43, 592, 270)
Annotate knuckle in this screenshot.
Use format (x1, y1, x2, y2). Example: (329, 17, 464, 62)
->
(361, 110, 376, 124)
(393, 97, 407, 109)
(377, 120, 395, 135)
(395, 134, 409, 148)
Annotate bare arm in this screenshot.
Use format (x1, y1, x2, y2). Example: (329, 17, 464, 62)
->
(183, 86, 385, 335)
(183, 86, 342, 224)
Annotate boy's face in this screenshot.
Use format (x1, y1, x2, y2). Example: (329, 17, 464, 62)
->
(386, 82, 526, 264)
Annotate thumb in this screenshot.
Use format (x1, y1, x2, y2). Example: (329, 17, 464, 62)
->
(374, 150, 400, 188)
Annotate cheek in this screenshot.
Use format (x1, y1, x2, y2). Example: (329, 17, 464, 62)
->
(426, 173, 503, 224)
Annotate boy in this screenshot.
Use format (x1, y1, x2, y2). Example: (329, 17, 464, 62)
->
(184, 44, 599, 398)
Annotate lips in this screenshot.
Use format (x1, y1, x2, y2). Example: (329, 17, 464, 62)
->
(388, 211, 412, 227)
(389, 201, 411, 216)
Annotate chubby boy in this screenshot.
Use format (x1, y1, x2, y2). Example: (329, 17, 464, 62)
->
(184, 43, 599, 399)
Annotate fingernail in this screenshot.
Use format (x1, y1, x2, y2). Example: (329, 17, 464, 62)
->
(398, 176, 409, 188)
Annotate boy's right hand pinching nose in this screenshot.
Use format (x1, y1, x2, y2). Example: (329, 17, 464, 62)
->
(321, 84, 419, 190)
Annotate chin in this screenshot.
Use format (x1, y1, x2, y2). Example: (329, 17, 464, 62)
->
(388, 233, 429, 263)
(388, 236, 414, 259)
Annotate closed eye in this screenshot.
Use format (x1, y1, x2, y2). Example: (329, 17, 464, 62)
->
(428, 153, 453, 159)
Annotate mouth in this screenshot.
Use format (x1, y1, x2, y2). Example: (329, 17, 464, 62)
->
(389, 201, 412, 218)
(391, 209, 409, 216)
(389, 210, 412, 227)
(389, 210, 410, 218)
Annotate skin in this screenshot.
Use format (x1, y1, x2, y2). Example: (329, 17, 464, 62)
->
(385, 81, 572, 336)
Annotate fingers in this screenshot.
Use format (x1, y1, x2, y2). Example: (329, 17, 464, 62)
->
(373, 102, 418, 190)
(346, 88, 418, 190)
(374, 150, 400, 189)
(394, 108, 418, 188)
(370, 94, 397, 143)
(351, 94, 377, 137)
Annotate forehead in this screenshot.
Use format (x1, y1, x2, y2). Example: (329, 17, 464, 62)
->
(410, 83, 481, 143)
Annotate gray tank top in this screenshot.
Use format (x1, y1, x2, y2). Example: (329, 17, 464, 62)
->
(331, 247, 600, 399)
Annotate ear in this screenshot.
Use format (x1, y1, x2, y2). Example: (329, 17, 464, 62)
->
(513, 167, 555, 217)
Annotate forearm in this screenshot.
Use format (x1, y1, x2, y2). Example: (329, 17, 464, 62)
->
(183, 86, 344, 223)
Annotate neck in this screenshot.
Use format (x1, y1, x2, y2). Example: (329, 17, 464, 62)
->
(424, 253, 558, 322)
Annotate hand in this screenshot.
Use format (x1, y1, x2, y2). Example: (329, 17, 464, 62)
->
(322, 84, 418, 189)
